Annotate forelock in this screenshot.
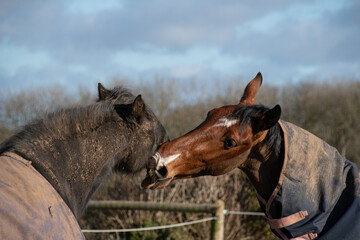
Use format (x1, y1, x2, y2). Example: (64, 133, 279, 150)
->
(231, 105, 270, 124)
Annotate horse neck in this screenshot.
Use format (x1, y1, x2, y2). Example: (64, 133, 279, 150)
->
(241, 125, 284, 201)
(18, 107, 131, 218)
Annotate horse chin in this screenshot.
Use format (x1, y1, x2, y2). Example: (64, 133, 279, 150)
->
(141, 175, 173, 189)
(151, 177, 173, 189)
(141, 175, 155, 189)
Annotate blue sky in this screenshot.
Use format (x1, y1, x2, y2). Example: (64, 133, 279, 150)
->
(1, 0, 359, 94)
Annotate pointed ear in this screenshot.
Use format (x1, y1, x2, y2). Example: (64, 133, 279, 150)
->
(252, 105, 281, 133)
(132, 95, 145, 120)
(98, 83, 112, 101)
(240, 72, 263, 105)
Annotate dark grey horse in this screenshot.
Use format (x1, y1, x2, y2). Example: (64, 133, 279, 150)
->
(0, 84, 168, 239)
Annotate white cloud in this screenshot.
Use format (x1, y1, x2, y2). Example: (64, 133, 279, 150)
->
(112, 46, 219, 71)
(0, 41, 53, 76)
(170, 65, 205, 78)
(112, 45, 258, 79)
(237, 0, 346, 38)
(65, 0, 124, 14)
(0, 0, 359, 92)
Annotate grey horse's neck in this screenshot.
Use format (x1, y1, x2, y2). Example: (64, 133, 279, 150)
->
(0, 105, 132, 218)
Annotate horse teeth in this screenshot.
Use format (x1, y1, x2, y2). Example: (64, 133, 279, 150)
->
(155, 170, 163, 178)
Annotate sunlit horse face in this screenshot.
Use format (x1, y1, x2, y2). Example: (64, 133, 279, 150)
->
(142, 73, 281, 189)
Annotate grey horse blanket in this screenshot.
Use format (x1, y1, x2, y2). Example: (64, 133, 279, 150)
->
(0, 152, 85, 240)
(257, 121, 360, 240)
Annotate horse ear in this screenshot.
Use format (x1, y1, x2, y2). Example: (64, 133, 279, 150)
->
(252, 105, 281, 133)
(98, 83, 111, 101)
(240, 72, 263, 105)
(132, 95, 145, 120)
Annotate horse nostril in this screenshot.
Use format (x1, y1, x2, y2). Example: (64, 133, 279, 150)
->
(156, 166, 168, 178)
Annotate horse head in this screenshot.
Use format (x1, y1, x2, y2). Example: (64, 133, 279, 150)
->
(97, 83, 169, 173)
(142, 73, 281, 189)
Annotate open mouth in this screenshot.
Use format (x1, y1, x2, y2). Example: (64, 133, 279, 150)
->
(141, 175, 173, 189)
(141, 167, 172, 189)
(141, 156, 172, 189)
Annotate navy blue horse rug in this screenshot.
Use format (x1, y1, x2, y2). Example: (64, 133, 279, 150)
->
(257, 121, 360, 239)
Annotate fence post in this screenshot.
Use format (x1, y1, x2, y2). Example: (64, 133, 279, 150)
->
(210, 200, 224, 240)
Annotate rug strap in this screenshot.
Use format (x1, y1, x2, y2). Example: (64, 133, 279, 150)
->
(268, 210, 308, 229)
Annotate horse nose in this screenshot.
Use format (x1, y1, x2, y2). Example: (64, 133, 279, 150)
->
(150, 152, 169, 179)
(155, 166, 168, 178)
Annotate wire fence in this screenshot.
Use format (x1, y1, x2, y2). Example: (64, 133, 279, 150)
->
(82, 217, 218, 233)
(82, 200, 266, 237)
(224, 210, 265, 216)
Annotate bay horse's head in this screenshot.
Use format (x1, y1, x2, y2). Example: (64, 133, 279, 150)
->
(142, 73, 281, 189)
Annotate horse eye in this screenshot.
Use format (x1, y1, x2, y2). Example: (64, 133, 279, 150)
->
(224, 138, 237, 149)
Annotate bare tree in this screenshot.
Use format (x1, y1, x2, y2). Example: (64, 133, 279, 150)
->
(1, 77, 359, 240)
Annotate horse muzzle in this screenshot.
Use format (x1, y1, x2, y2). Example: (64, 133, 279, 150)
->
(141, 153, 172, 189)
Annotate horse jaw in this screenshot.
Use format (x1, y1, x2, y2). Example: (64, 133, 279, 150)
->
(141, 175, 173, 189)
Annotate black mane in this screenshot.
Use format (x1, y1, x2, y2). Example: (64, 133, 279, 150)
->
(231, 104, 283, 158)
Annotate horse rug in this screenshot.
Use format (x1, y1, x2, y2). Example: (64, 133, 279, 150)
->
(0, 152, 85, 240)
(257, 121, 360, 240)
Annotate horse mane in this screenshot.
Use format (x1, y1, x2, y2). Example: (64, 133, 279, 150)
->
(96, 86, 134, 103)
(231, 104, 283, 158)
(0, 86, 141, 155)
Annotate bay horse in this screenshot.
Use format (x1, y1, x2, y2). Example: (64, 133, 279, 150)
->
(0, 84, 168, 239)
(142, 73, 360, 240)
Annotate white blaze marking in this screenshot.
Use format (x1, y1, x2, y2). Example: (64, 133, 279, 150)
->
(159, 153, 181, 166)
(213, 117, 238, 128)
